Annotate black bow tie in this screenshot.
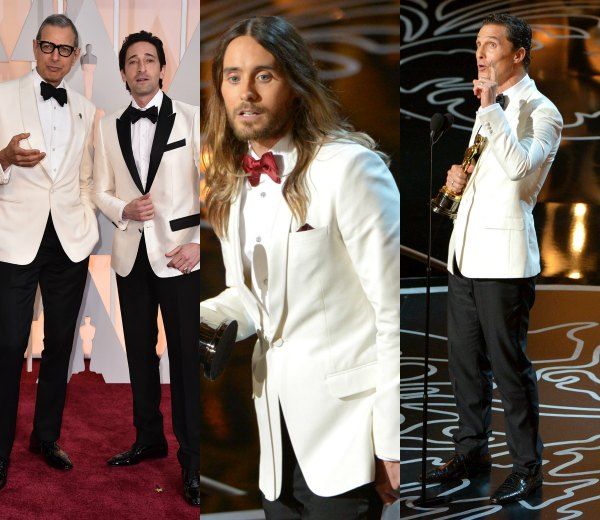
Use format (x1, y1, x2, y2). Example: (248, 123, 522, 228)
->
(496, 94, 507, 110)
(127, 105, 159, 124)
(40, 81, 67, 106)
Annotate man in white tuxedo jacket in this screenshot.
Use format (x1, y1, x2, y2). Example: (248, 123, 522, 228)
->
(423, 14, 563, 504)
(201, 17, 400, 519)
(0, 15, 98, 490)
(92, 31, 200, 507)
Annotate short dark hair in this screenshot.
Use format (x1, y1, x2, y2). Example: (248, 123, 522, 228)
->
(118, 31, 166, 91)
(36, 14, 79, 48)
(482, 13, 532, 70)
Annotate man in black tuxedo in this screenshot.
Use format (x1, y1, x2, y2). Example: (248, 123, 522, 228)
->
(92, 31, 200, 507)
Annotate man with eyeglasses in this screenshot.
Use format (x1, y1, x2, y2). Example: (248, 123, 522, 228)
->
(0, 14, 98, 491)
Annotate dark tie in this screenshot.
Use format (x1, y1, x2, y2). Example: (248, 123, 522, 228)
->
(496, 94, 507, 110)
(40, 81, 67, 106)
(126, 104, 159, 124)
(241, 152, 281, 187)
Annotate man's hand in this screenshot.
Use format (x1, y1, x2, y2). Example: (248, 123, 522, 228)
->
(0, 133, 46, 170)
(166, 243, 199, 274)
(473, 61, 498, 108)
(375, 459, 399, 505)
(445, 163, 474, 194)
(123, 193, 154, 221)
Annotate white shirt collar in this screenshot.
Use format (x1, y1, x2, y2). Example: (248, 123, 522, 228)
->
(248, 133, 297, 178)
(131, 89, 163, 112)
(501, 74, 532, 109)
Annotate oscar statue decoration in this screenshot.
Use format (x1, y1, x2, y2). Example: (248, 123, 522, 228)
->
(199, 318, 238, 381)
(431, 133, 487, 219)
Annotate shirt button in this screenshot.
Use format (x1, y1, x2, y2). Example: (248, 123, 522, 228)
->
(52, 148, 55, 151)
(53, 126, 56, 130)
(256, 236, 261, 243)
(260, 192, 266, 198)
(263, 278, 268, 285)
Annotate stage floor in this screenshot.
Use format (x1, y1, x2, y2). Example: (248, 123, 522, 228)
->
(401, 284, 600, 518)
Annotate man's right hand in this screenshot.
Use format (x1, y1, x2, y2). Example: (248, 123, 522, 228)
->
(123, 193, 154, 221)
(445, 163, 474, 194)
(0, 133, 46, 170)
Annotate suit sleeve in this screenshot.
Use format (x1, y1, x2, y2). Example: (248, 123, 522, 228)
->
(79, 107, 96, 212)
(201, 239, 257, 341)
(479, 102, 563, 181)
(334, 149, 400, 461)
(92, 118, 128, 229)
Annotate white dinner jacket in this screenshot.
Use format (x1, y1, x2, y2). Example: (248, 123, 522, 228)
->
(201, 138, 400, 500)
(0, 72, 98, 264)
(93, 94, 200, 278)
(448, 75, 563, 278)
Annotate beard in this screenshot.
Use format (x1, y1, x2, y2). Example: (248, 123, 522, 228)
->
(227, 104, 293, 143)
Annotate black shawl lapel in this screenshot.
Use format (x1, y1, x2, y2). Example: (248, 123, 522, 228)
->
(116, 106, 144, 194)
(145, 94, 176, 193)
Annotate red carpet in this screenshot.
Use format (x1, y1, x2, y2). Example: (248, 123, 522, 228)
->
(0, 362, 200, 520)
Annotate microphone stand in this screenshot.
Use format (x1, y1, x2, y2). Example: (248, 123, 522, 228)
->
(414, 126, 449, 508)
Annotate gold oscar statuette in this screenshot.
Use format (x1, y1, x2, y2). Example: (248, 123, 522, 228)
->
(431, 134, 487, 219)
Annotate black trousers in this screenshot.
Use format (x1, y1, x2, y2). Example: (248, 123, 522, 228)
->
(447, 261, 542, 474)
(116, 238, 200, 471)
(262, 407, 382, 520)
(0, 215, 89, 460)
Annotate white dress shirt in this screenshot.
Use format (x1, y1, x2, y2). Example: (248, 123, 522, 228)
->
(1, 69, 71, 184)
(118, 89, 163, 223)
(34, 69, 72, 182)
(131, 89, 163, 189)
(240, 134, 295, 309)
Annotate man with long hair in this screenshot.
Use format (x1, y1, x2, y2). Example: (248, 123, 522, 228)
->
(201, 16, 399, 518)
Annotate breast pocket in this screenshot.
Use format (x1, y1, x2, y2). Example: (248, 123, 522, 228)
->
(288, 225, 328, 245)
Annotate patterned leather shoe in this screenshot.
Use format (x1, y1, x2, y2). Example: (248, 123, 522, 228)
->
(29, 440, 73, 470)
(490, 466, 543, 504)
(420, 452, 491, 483)
(107, 443, 168, 466)
(183, 469, 201, 507)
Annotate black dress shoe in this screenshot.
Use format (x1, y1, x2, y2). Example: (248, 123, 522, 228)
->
(0, 458, 7, 491)
(29, 441, 73, 470)
(490, 466, 543, 504)
(183, 469, 200, 507)
(421, 452, 491, 483)
(107, 443, 168, 466)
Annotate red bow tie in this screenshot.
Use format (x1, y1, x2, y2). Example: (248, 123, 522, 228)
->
(241, 152, 281, 187)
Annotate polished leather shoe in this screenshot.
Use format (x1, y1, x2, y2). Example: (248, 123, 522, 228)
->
(183, 469, 200, 507)
(421, 452, 491, 483)
(29, 440, 73, 470)
(0, 458, 7, 491)
(490, 466, 543, 504)
(107, 443, 168, 466)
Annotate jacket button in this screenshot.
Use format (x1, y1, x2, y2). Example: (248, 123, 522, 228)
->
(273, 339, 284, 348)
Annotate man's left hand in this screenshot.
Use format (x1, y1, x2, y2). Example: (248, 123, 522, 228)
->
(165, 243, 199, 274)
(473, 61, 498, 108)
(375, 458, 399, 505)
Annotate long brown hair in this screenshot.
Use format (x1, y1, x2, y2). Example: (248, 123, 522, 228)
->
(202, 16, 386, 238)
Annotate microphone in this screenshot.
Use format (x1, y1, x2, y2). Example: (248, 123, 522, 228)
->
(429, 112, 454, 144)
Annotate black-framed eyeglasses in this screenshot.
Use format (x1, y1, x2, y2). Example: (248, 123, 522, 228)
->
(37, 40, 76, 57)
